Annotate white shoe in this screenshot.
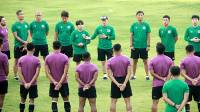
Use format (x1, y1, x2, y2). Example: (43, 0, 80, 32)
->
(103, 74, 108, 80)
(130, 75, 136, 80)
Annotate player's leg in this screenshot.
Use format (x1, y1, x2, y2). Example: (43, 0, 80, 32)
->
(40, 44, 49, 60)
(88, 98, 97, 112)
(49, 83, 59, 112)
(140, 48, 150, 80)
(130, 49, 139, 80)
(29, 85, 38, 112)
(0, 80, 8, 112)
(97, 48, 107, 79)
(110, 98, 117, 112)
(0, 95, 5, 112)
(78, 97, 86, 112)
(20, 85, 28, 112)
(61, 84, 70, 112)
(124, 97, 132, 112)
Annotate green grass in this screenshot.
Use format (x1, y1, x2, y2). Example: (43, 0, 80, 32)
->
(1, 0, 200, 111)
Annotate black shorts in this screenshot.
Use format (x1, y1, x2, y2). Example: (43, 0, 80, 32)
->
(61, 45, 73, 58)
(78, 86, 97, 98)
(73, 54, 84, 63)
(20, 85, 38, 99)
(14, 46, 27, 59)
(111, 77, 132, 99)
(152, 86, 163, 100)
(97, 48, 113, 61)
(164, 52, 175, 61)
(188, 86, 200, 102)
(33, 44, 49, 57)
(194, 52, 200, 57)
(131, 48, 148, 59)
(49, 83, 69, 98)
(2, 51, 11, 59)
(0, 80, 8, 94)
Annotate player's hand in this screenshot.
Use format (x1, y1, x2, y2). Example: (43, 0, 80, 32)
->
(23, 41, 28, 45)
(53, 81, 58, 86)
(130, 45, 135, 50)
(84, 36, 91, 40)
(83, 84, 90, 91)
(54, 83, 61, 90)
(100, 34, 107, 39)
(192, 79, 198, 86)
(26, 83, 31, 89)
(120, 84, 126, 91)
(162, 77, 167, 82)
(146, 47, 150, 51)
(24, 83, 29, 89)
(175, 104, 180, 109)
(78, 43, 84, 47)
(117, 83, 122, 88)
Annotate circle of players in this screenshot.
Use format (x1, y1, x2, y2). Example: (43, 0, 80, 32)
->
(0, 10, 200, 112)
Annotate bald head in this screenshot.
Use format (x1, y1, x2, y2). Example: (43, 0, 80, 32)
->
(35, 11, 42, 21)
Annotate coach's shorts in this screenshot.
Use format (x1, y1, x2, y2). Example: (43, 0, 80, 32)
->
(164, 52, 175, 61)
(73, 54, 84, 63)
(49, 83, 69, 98)
(14, 46, 27, 59)
(2, 50, 11, 59)
(61, 45, 73, 58)
(97, 48, 113, 61)
(152, 86, 163, 100)
(131, 48, 148, 59)
(33, 44, 49, 57)
(0, 80, 8, 94)
(188, 86, 200, 102)
(78, 86, 97, 98)
(20, 85, 38, 99)
(111, 77, 132, 98)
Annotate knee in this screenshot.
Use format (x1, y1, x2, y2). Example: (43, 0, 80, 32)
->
(151, 103, 158, 109)
(133, 60, 138, 64)
(143, 60, 148, 64)
(91, 107, 97, 112)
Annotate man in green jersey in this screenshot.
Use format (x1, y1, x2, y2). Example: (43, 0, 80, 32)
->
(162, 66, 189, 112)
(71, 20, 90, 65)
(130, 11, 151, 80)
(30, 11, 49, 60)
(184, 15, 200, 57)
(91, 16, 115, 80)
(159, 15, 178, 61)
(55, 10, 75, 58)
(12, 10, 30, 80)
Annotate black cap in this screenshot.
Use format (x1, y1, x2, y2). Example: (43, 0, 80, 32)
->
(100, 16, 108, 21)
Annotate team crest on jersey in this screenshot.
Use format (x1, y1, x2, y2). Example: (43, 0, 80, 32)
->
(135, 27, 138, 29)
(25, 25, 28, 28)
(107, 29, 111, 32)
(142, 26, 146, 30)
(67, 26, 71, 29)
(190, 30, 193, 33)
(75, 35, 78, 38)
(41, 25, 45, 28)
(82, 34, 86, 37)
(34, 25, 37, 28)
(99, 29, 103, 33)
(60, 26, 63, 29)
(168, 30, 172, 34)
(198, 30, 200, 34)
(17, 26, 21, 29)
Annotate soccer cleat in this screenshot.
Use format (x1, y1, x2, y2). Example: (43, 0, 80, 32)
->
(146, 75, 150, 80)
(14, 76, 19, 80)
(130, 75, 136, 80)
(103, 74, 108, 80)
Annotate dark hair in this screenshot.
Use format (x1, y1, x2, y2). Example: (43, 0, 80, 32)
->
(0, 38, 3, 46)
(163, 15, 170, 20)
(83, 52, 91, 60)
(16, 10, 23, 15)
(26, 43, 35, 51)
(192, 15, 199, 20)
(185, 45, 194, 53)
(61, 10, 69, 17)
(0, 16, 4, 22)
(53, 41, 61, 50)
(136, 11, 144, 15)
(156, 42, 165, 54)
(113, 43, 121, 52)
(170, 66, 180, 76)
(76, 20, 84, 26)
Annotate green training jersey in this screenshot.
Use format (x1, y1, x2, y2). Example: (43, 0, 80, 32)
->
(55, 21, 75, 46)
(91, 25, 115, 49)
(71, 29, 90, 54)
(159, 25, 178, 52)
(30, 20, 49, 45)
(130, 21, 151, 48)
(162, 79, 189, 112)
(12, 21, 29, 47)
(184, 26, 200, 52)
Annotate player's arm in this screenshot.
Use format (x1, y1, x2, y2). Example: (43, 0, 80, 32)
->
(175, 36, 178, 43)
(107, 67, 121, 87)
(91, 28, 98, 40)
(184, 29, 193, 42)
(150, 69, 166, 81)
(58, 63, 69, 85)
(75, 72, 86, 86)
(88, 71, 98, 86)
(45, 64, 57, 83)
(177, 92, 189, 112)
(30, 23, 33, 37)
(181, 69, 193, 82)
(54, 24, 59, 41)
(163, 93, 179, 108)
(12, 32, 27, 44)
(4, 59, 9, 76)
(107, 28, 115, 40)
(130, 32, 133, 48)
(123, 65, 131, 85)
(18, 67, 27, 84)
(46, 22, 49, 36)
(71, 33, 80, 47)
(147, 32, 151, 48)
(29, 64, 41, 85)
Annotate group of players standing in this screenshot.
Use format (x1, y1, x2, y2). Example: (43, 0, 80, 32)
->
(0, 9, 200, 112)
